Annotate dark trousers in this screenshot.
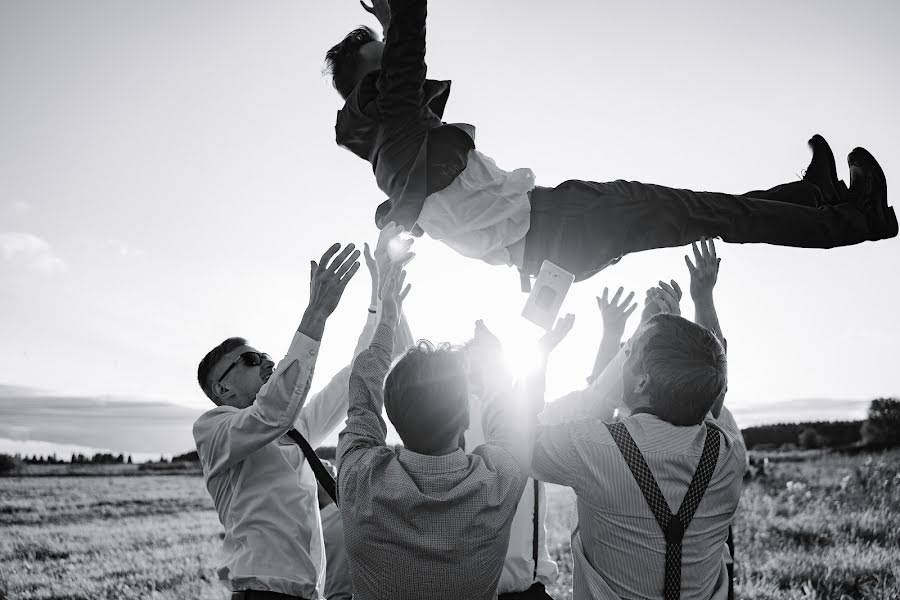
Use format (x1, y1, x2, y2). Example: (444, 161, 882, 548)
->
(498, 582, 554, 600)
(523, 179, 870, 281)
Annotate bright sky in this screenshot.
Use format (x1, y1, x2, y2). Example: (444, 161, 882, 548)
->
(2, 0, 899, 450)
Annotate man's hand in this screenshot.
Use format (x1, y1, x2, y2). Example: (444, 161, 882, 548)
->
(597, 286, 637, 343)
(685, 238, 720, 302)
(363, 242, 379, 307)
(360, 0, 390, 32)
(374, 222, 414, 298)
(300, 243, 361, 340)
(640, 280, 682, 324)
(379, 262, 411, 327)
(538, 313, 576, 357)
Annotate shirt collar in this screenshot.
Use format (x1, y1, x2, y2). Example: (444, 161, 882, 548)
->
(397, 447, 469, 474)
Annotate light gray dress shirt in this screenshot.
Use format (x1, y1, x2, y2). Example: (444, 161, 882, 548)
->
(193, 312, 376, 599)
(534, 348, 745, 600)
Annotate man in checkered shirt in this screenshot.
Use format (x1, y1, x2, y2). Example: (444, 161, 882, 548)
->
(336, 262, 573, 600)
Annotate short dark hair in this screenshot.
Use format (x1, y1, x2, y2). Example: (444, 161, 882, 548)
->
(324, 26, 379, 100)
(384, 341, 469, 454)
(640, 314, 727, 426)
(197, 337, 247, 402)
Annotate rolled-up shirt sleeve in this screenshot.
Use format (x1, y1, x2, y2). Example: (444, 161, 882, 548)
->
(193, 332, 320, 478)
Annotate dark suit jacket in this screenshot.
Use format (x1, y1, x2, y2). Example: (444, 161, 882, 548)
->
(334, 0, 474, 234)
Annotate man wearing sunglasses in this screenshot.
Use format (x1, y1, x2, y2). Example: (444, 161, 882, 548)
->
(193, 234, 413, 600)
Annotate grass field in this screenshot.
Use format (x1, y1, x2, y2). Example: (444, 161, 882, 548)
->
(1, 450, 898, 600)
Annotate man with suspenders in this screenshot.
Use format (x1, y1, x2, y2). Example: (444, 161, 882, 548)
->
(533, 295, 744, 599)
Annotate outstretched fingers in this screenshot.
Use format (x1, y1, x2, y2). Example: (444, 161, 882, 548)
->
(318, 243, 341, 272)
(338, 261, 361, 285)
(327, 243, 357, 274)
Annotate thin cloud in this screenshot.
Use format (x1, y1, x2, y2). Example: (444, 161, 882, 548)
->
(0, 232, 67, 274)
(105, 239, 146, 259)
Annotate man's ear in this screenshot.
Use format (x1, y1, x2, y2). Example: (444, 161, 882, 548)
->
(211, 381, 231, 405)
(632, 373, 650, 396)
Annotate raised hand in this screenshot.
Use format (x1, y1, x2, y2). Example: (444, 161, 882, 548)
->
(360, 0, 391, 31)
(374, 222, 414, 297)
(640, 279, 682, 324)
(363, 242, 379, 307)
(685, 238, 720, 301)
(308, 243, 361, 318)
(539, 313, 576, 356)
(597, 286, 637, 343)
(379, 262, 411, 326)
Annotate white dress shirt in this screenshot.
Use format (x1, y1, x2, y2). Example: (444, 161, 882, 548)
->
(193, 311, 377, 599)
(465, 392, 559, 594)
(417, 149, 534, 266)
(535, 347, 745, 600)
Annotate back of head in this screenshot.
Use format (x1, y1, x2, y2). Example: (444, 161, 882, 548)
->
(642, 314, 727, 426)
(324, 26, 379, 100)
(197, 337, 247, 403)
(384, 341, 469, 454)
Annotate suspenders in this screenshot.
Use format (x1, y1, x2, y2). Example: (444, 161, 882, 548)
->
(532, 479, 539, 581)
(286, 428, 338, 505)
(604, 421, 721, 600)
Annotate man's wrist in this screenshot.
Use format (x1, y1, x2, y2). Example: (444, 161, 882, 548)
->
(599, 335, 623, 352)
(378, 310, 399, 328)
(692, 291, 715, 307)
(298, 307, 328, 341)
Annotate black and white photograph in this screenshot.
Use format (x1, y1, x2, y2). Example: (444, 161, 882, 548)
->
(1, 1, 898, 599)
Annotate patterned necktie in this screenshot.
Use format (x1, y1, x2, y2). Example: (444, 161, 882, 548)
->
(605, 421, 721, 600)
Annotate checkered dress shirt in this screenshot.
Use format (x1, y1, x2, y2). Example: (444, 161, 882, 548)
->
(337, 322, 530, 600)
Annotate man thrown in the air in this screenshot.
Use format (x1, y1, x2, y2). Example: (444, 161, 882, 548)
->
(326, 0, 895, 288)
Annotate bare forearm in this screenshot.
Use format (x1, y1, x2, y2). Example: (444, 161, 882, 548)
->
(298, 307, 329, 342)
(589, 337, 621, 383)
(693, 295, 723, 343)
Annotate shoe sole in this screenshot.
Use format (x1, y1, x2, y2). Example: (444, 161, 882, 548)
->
(849, 147, 895, 240)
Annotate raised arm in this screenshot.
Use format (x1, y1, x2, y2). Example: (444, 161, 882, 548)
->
(480, 315, 575, 471)
(296, 224, 416, 447)
(685, 238, 727, 417)
(195, 243, 361, 477)
(539, 282, 682, 426)
(587, 286, 637, 384)
(371, 0, 427, 119)
(337, 263, 411, 474)
(685, 239, 724, 344)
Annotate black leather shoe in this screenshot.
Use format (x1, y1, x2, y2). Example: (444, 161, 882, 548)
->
(803, 134, 845, 206)
(848, 147, 897, 241)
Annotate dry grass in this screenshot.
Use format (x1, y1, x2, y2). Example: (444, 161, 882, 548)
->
(1, 451, 898, 599)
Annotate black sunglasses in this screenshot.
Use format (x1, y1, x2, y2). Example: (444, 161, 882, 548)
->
(217, 351, 271, 383)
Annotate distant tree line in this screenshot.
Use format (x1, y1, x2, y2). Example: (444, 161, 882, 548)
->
(743, 398, 900, 450)
(12, 452, 134, 465)
(1, 399, 897, 475)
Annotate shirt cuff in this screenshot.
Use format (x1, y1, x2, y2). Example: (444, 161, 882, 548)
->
(287, 330, 321, 359)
